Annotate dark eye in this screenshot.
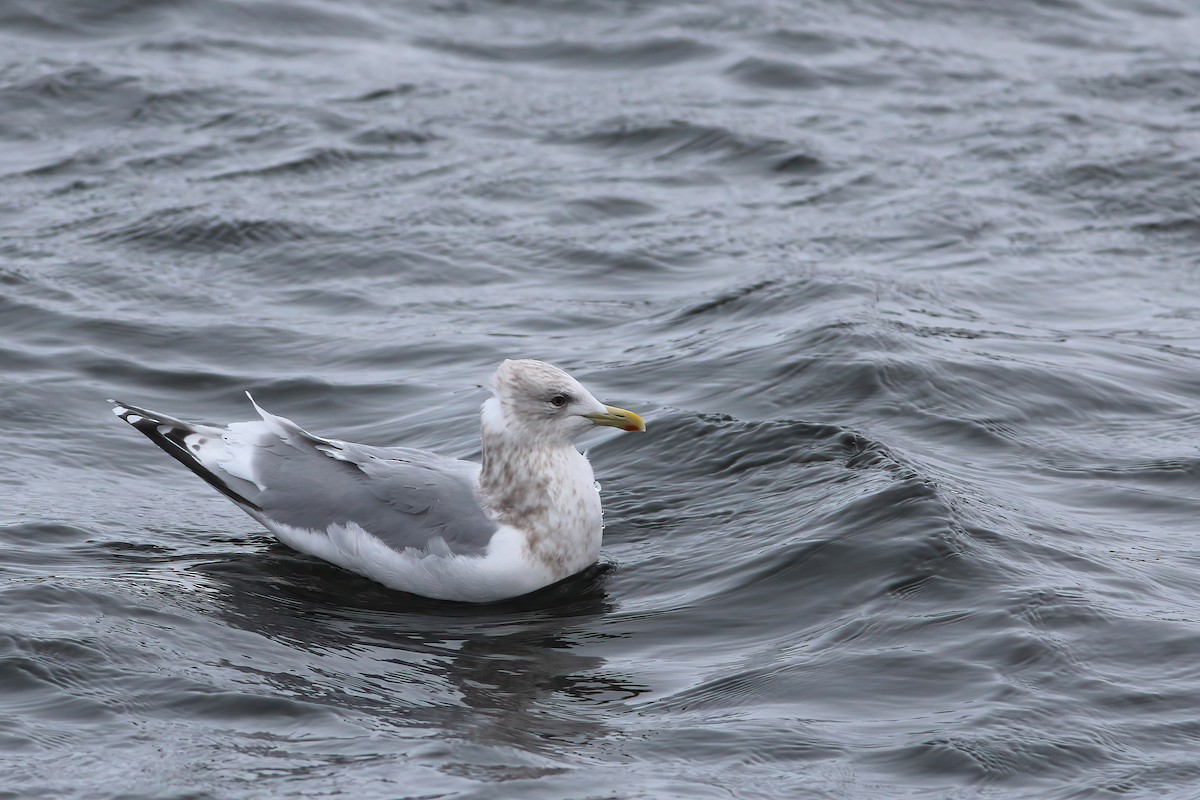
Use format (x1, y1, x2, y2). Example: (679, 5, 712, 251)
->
(549, 394, 569, 408)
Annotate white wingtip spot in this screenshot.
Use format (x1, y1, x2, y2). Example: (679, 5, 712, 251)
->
(126, 414, 143, 424)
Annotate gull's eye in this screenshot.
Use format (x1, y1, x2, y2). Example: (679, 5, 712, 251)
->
(549, 394, 570, 408)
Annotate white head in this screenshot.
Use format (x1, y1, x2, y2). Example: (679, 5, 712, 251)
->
(482, 359, 645, 445)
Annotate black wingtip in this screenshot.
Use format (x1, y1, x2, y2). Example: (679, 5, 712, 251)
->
(112, 399, 262, 513)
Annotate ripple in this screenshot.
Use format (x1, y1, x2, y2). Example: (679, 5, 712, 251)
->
(348, 126, 438, 147)
(138, 35, 309, 57)
(0, 64, 142, 138)
(879, 730, 1115, 781)
(1066, 65, 1200, 102)
(725, 57, 893, 91)
(417, 36, 721, 70)
(551, 195, 659, 223)
(90, 208, 325, 252)
(724, 57, 825, 90)
(159, 687, 342, 724)
(346, 84, 418, 103)
(756, 28, 844, 56)
(1030, 150, 1200, 236)
(547, 118, 824, 176)
(0, 63, 136, 103)
(206, 146, 408, 180)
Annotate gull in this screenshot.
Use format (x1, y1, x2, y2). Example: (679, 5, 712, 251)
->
(112, 359, 645, 602)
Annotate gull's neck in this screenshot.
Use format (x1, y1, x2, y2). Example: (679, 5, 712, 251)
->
(477, 400, 602, 578)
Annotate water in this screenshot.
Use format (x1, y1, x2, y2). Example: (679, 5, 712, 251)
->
(4, 0, 1200, 796)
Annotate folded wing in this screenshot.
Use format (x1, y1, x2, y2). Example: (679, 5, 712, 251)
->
(112, 397, 499, 557)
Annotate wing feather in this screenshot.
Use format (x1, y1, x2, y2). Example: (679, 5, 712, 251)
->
(243, 400, 498, 556)
(116, 397, 500, 557)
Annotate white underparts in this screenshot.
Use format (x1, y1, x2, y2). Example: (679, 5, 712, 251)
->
(249, 512, 555, 603)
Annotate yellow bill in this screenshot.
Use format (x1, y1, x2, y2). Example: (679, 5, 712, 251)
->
(584, 405, 646, 433)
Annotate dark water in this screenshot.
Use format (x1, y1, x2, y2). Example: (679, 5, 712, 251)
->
(4, 0, 1200, 796)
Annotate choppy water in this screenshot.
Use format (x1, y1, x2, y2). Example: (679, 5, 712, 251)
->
(4, 0, 1200, 797)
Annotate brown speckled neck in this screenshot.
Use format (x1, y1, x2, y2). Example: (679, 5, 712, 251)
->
(478, 427, 600, 577)
(479, 429, 551, 527)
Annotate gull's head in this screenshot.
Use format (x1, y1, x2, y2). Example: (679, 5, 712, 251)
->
(482, 359, 645, 444)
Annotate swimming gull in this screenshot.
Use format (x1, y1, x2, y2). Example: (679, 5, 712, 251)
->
(111, 359, 645, 602)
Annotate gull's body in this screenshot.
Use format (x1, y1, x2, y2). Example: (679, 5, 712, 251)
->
(112, 359, 644, 603)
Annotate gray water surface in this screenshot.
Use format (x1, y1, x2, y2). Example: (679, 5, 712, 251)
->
(4, 0, 1200, 797)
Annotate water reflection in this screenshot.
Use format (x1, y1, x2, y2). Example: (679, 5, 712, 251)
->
(189, 543, 648, 754)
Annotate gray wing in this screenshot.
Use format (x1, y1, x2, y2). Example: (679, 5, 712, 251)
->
(252, 432, 499, 557)
(114, 397, 499, 557)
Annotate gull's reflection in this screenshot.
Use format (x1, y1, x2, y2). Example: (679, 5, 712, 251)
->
(189, 537, 647, 754)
